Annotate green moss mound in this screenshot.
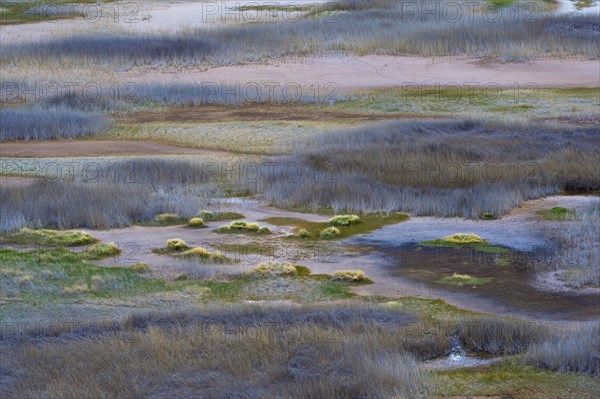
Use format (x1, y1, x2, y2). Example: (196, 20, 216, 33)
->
(4, 228, 97, 246)
(329, 215, 361, 226)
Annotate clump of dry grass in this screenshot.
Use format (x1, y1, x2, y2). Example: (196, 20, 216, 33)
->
(187, 217, 205, 228)
(332, 269, 367, 282)
(216, 221, 270, 234)
(154, 213, 185, 226)
(82, 243, 120, 260)
(178, 247, 231, 264)
(319, 226, 340, 239)
(248, 262, 299, 277)
(130, 263, 150, 273)
(329, 215, 361, 226)
(166, 239, 191, 252)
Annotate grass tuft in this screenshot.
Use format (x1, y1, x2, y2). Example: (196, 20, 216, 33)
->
(130, 263, 150, 273)
(320, 226, 340, 239)
(247, 262, 300, 277)
(82, 243, 121, 260)
(154, 214, 186, 226)
(329, 215, 361, 226)
(187, 217, 205, 228)
(165, 238, 191, 252)
(332, 269, 367, 282)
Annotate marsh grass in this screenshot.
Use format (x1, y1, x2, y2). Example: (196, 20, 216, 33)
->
(534, 203, 600, 288)
(0, 247, 166, 302)
(437, 273, 491, 286)
(433, 358, 599, 398)
(2, 301, 589, 398)
(332, 269, 368, 283)
(537, 206, 577, 221)
(420, 234, 509, 254)
(199, 211, 245, 222)
(247, 261, 300, 277)
(0, 106, 111, 141)
(252, 119, 600, 217)
(0, 158, 229, 231)
(151, 213, 187, 226)
(187, 217, 205, 228)
(81, 242, 121, 260)
(215, 221, 270, 234)
(3, 3, 597, 67)
(525, 322, 599, 376)
(264, 212, 409, 240)
(2, 228, 97, 247)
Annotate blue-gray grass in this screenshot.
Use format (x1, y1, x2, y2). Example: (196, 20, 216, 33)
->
(535, 203, 600, 288)
(247, 119, 600, 218)
(0, 106, 111, 141)
(0, 158, 227, 231)
(1, 3, 597, 66)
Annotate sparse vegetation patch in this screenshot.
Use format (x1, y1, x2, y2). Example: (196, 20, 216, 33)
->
(2, 228, 97, 247)
(216, 221, 271, 234)
(247, 262, 300, 277)
(332, 269, 367, 283)
(437, 273, 491, 286)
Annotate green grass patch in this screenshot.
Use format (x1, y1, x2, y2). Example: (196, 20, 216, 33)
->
(237, 4, 308, 12)
(537, 207, 576, 221)
(153, 213, 187, 226)
(432, 358, 599, 399)
(176, 247, 233, 264)
(0, 248, 167, 303)
(217, 242, 275, 256)
(264, 212, 409, 240)
(2, 228, 98, 247)
(329, 214, 361, 226)
(199, 211, 245, 222)
(437, 273, 491, 286)
(332, 269, 368, 283)
(153, 239, 233, 263)
(215, 221, 270, 234)
(187, 217, 205, 228)
(420, 234, 508, 254)
(82, 243, 121, 260)
(0, 0, 120, 25)
(488, 0, 515, 7)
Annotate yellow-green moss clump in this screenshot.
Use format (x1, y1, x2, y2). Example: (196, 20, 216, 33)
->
(247, 262, 299, 277)
(441, 234, 488, 245)
(154, 213, 185, 225)
(166, 238, 191, 252)
(320, 226, 340, 239)
(83, 243, 121, 260)
(329, 215, 361, 226)
(217, 221, 270, 234)
(178, 247, 231, 263)
(130, 262, 150, 273)
(188, 217, 205, 228)
(332, 269, 366, 282)
(437, 273, 491, 286)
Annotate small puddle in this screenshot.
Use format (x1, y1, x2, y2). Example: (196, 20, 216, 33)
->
(379, 244, 600, 320)
(422, 337, 502, 370)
